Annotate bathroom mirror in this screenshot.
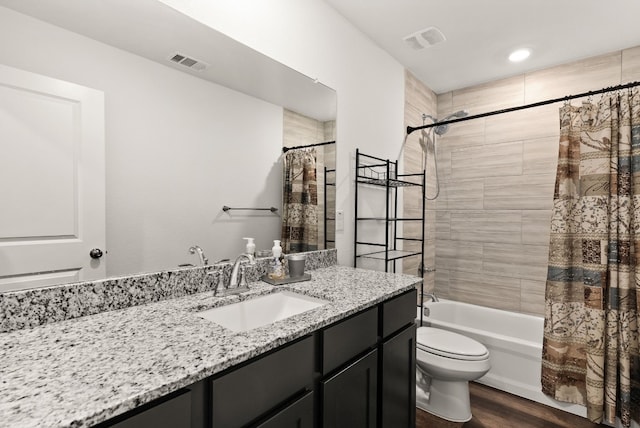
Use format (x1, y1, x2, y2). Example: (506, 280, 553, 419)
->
(0, 0, 336, 291)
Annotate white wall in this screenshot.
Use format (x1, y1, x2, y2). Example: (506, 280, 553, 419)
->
(158, 0, 407, 266)
(0, 7, 283, 276)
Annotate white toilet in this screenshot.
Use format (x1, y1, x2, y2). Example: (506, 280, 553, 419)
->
(415, 326, 491, 422)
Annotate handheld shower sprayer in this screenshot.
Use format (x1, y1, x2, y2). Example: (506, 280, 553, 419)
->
(398, 109, 470, 200)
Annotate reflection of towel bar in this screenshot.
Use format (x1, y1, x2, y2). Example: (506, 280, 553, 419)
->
(222, 205, 278, 213)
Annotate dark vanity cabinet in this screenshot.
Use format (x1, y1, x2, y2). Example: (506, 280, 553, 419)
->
(321, 307, 379, 427)
(98, 289, 416, 428)
(380, 290, 417, 428)
(321, 289, 417, 428)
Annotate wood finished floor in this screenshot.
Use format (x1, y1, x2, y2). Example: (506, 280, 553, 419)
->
(416, 382, 604, 428)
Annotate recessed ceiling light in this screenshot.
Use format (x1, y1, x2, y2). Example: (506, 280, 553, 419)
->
(508, 48, 531, 62)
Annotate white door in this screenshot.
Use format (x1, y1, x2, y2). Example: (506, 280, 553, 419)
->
(0, 64, 105, 292)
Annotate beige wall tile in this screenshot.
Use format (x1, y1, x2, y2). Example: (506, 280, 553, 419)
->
(424, 238, 436, 262)
(451, 75, 525, 115)
(402, 185, 424, 210)
(402, 256, 421, 277)
(323, 120, 336, 142)
(451, 141, 523, 179)
(622, 46, 640, 84)
(524, 51, 621, 103)
(448, 271, 521, 312)
(405, 102, 429, 128)
(482, 243, 548, 281)
(436, 92, 453, 118)
(406, 70, 437, 108)
(523, 136, 559, 175)
(433, 268, 450, 298)
(435, 239, 483, 272)
(522, 210, 552, 245)
(484, 103, 558, 144)
(484, 174, 555, 210)
(434, 133, 485, 183)
(435, 116, 484, 140)
(521, 279, 546, 316)
(402, 70, 436, 281)
(283, 108, 324, 147)
(434, 210, 450, 240)
(442, 179, 484, 210)
(450, 210, 522, 244)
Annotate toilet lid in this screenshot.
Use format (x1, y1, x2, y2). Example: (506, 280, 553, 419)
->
(417, 327, 489, 361)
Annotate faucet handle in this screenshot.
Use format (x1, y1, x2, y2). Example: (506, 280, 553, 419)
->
(238, 265, 249, 288)
(207, 270, 223, 295)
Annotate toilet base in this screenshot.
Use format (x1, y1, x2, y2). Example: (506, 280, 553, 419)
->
(416, 377, 472, 423)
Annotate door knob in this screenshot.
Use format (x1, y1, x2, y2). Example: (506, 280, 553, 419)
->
(89, 248, 103, 259)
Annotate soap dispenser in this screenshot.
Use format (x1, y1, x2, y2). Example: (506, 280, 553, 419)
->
(269, 240, 285, 280)
(243, 237, 256, 258)
(272, 240, 282, 259)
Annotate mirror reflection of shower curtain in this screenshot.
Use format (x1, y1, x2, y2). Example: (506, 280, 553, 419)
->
(281, 148, 318, 253)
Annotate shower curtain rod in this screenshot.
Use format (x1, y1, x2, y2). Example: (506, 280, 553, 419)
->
(406, 80, 640, 135)
(282, 140, 335, 153)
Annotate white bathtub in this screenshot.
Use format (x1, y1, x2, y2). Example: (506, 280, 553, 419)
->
(418, 300, 587, 418)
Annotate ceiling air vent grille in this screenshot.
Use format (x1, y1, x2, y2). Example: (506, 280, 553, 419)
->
(169, 52, 208, 71)
(403, 27, 446, 50)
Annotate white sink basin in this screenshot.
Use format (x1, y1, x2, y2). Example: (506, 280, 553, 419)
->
(196, 291, 329, 332)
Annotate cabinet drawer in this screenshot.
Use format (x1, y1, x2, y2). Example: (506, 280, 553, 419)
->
(256, 391, 314, 428)
(381, 289, 416, 338)
(211, 335, 315, 427)
(322, 307, 377, 375)
(107, 389, 191, 428)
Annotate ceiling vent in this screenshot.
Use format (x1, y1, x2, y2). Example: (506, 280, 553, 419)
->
(403, 27, 446, 50)
(168, 52, 209, 71)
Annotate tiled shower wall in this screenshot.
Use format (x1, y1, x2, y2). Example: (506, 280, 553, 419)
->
(403, 71, 437, 292)
(404, 46, 640, 316)
(283, 109, 336, 249)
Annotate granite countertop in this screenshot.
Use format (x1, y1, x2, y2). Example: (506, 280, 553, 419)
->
(0, 265, 420, 428)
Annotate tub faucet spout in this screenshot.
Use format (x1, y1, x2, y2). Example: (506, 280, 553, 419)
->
(424, 292, 439, 302)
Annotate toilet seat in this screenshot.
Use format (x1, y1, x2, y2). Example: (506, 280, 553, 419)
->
(417, 327, 488, 361)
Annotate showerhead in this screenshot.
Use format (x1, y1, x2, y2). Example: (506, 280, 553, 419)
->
(444, 110, 469, 120)
(434, 110, 468, 135)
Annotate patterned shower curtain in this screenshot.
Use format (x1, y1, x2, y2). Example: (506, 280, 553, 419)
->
(281, 148, 318, 253)
(542, 89, 640, 426)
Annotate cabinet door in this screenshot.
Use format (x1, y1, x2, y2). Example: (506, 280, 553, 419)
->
(322, 349, 378, 428)
(380, 324, 416, 428)
(256, 391, 314, 428)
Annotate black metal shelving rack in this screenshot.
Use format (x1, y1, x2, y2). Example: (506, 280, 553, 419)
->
(324, 166, 336, 249)
(354, 149, 426, 272)
(354, 149, 425, 314)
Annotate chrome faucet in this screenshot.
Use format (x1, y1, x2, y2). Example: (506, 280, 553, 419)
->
(229, 253, 255, 289)
(424, 292, 439, 302)
(189, 245, 208, 266)
(209, 253, 255, 296)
